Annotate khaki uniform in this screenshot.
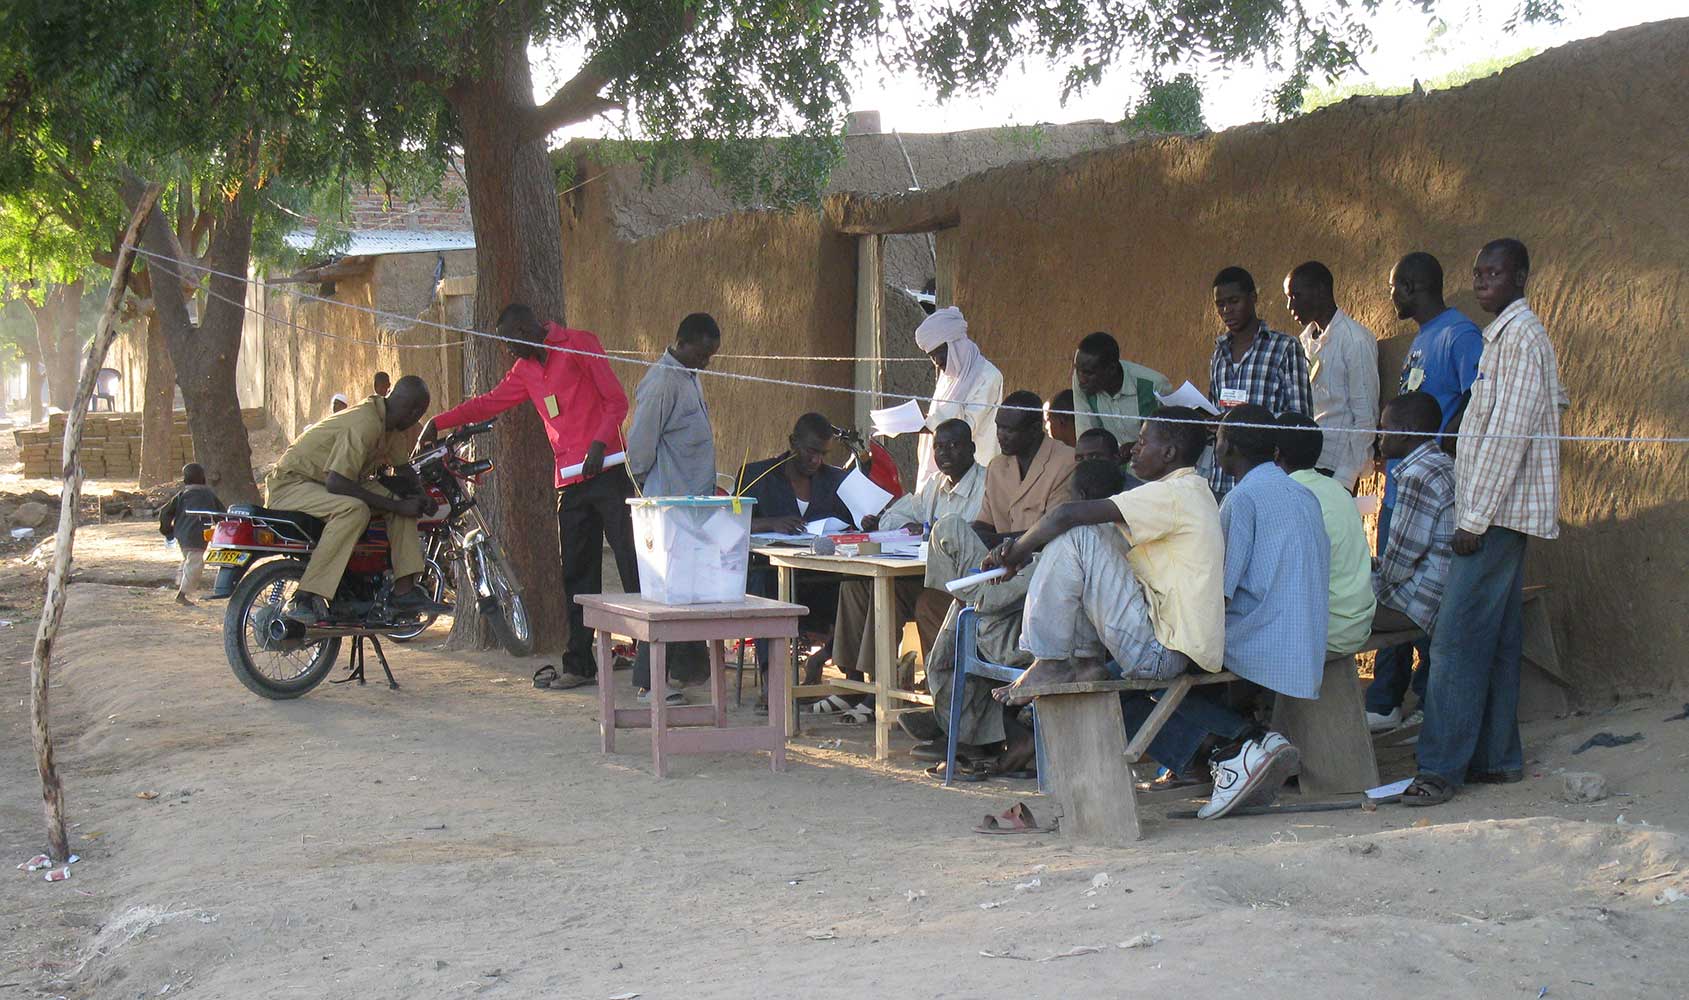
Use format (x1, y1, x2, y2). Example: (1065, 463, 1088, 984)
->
(264, 395, 424, 599)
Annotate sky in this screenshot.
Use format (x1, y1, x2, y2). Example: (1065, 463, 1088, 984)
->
(534, 1, 1681, 139)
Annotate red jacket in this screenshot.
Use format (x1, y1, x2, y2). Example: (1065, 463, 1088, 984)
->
(432, 323, 627, 488)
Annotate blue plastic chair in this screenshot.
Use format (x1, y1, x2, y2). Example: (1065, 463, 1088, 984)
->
(944, 605, 1049, 792)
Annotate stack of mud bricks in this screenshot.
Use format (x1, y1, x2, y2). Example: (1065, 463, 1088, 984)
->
(13, 408, 266, 479)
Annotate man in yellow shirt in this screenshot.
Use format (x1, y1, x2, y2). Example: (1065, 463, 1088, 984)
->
(265, 375, 436, 624)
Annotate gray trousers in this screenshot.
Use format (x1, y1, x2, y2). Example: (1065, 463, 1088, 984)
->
(1019, 523, 1187, 681)
(923, 514, 1032, 746)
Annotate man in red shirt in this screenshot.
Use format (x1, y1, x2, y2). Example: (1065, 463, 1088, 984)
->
(423, 304, 635, 688)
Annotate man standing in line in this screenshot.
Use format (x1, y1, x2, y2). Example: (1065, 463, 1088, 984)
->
(1366, 251, 1484, 730)
(1207, 266, 1312, 500)
(422, 304, 634, 690)
(915, 306, 1003, 488)
(624, 312, 723, 697)
(1405, 238, 1566, 806)
(1285, 261, 1379, 491)
(1072, 330, 1172, 448)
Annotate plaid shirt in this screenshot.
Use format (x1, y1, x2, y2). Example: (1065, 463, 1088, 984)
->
(1208, 321, 1313, 498)
(1455, 298, 1564, 538)
(1375, 442, 1455, 631)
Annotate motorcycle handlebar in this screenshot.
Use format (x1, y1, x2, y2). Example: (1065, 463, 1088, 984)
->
(451, 419, 496, 441)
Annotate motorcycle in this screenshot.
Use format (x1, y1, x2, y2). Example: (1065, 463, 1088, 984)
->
(202, 418, 533, 699)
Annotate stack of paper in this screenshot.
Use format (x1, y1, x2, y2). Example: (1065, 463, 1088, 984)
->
(869, 399, 927, 437)
(1153, 381, 1220, 416)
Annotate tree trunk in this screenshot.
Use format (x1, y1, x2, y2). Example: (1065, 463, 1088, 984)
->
(443, 35, 568, 654)
(22, 341, 44, 425)
(123, 176, 260, 503)
(139, 308, 177, 486)
(44, 279, 85, 412)
(32, 185, 161, 863)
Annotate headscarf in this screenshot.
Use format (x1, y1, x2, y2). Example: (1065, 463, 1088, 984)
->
(915, 306, 984, 413)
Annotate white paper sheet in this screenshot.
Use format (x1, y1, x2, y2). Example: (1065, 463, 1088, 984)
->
(869, 399, 927, 436)
(804, 517, 849, 537)
(945, 567, 1007, 594)
(1153, 381, 1221, 417)
(1366, 777, 1414, 800)
(751, 532, 815, 545)
(557, 451, 628, 480)
(835, 468, 895, 527)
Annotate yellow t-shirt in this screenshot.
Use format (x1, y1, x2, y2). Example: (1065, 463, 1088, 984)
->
(1108, 467, 1226, 672)
(270, 395, 411, 486)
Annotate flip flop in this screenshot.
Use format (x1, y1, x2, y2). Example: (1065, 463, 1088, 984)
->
(926, 760, 989, 782)
(810, 694, 853, 716)
(973, 802, 1052, 835)
(532, 664, 559, 689)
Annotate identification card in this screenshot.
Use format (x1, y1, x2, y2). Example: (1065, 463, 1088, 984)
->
(543, 394, 560, 419)
(1405, 367, 1426, 391)
(1218, 387, 1249, 408)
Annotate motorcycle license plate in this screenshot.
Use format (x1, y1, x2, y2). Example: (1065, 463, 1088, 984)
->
(204, 550, 252, 566)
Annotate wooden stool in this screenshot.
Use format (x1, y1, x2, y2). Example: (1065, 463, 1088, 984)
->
(1271, 653, 1381, 797)
(576, 594, 806, 777)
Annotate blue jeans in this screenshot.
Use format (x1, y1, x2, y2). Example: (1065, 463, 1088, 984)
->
(1417, 526, 1528, 784)
(1119, 683, 1256, 778)
(1366, 504, 1431, 714)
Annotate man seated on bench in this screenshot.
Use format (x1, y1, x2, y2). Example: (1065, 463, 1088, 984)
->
(1274, 413, 1376, 658)
(988, 404, 1328, 818)
(908, 390, 1074, 766)
(1366, 391, 1456, 727)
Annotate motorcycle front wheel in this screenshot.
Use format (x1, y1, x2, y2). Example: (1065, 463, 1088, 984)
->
(477, 541, 534, 657)
(223, 559, 342, 699)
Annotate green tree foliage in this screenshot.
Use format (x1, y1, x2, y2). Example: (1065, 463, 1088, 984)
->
(1125, 74, 1208, 135)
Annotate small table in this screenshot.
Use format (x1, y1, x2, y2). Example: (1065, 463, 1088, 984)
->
(753, 547, 933, 761)
(576, 593, 806, 777)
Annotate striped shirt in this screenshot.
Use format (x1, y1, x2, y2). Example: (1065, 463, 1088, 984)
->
(1219, 462, 1330, 699)
(1208, 322, 1313, 499)
(1455, 299, 1565, 539)
(1375, 442, 1456, 632)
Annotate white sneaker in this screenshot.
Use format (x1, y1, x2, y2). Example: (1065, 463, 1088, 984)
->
(637, 688, 685, 706)
(1197, 738, 1300, 820)
(1365, 707, 1403, 732)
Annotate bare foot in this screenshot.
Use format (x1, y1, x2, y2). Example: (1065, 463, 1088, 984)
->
(993, 657, 1110, 707)
(175, 593, 196, 607)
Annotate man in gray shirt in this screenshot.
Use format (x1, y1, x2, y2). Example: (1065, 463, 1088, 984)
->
(625, 312, 722, 699)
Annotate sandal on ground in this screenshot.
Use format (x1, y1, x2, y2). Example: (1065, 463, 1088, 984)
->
(973, 802, 1053, 835)
(926, 759, 990, 782)
(532, 665, 559, 689)
(548, 670, 594, 690)
(809, 694, 854, 716)
(835, 703, 874, 725)
(1401, 772, 1455, 807)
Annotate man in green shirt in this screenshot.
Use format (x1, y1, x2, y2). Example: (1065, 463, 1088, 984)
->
(1072, 331, 1172, 446)
(1274, 413, 1375, 655)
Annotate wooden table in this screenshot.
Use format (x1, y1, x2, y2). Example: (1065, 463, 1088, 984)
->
(576, 593, 806, 777)
(753, 547, 933, 761)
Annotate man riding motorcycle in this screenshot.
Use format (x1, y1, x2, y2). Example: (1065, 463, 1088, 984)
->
(266, 374, 440, 624)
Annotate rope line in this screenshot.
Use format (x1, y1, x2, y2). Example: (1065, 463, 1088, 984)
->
(134, 246, 1689, 446)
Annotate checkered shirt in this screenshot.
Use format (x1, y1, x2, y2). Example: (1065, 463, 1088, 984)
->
(1375, 442, 1456, 631)
(1207, 322, 1313, 498)
(1455, 299, 1564, 539)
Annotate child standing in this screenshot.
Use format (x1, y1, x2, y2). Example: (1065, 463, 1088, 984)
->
(158, 463, 224, 605)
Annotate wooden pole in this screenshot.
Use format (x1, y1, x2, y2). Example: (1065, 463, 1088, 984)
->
(31, 185, 163, 862)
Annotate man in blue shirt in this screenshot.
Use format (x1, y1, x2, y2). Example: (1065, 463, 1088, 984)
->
(1368, 252, 1484, 730)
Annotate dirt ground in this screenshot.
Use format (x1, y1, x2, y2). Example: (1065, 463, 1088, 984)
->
(3, 521, 1689, 999)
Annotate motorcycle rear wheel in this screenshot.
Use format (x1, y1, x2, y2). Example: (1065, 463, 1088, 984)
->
(224, 559, 342, 699)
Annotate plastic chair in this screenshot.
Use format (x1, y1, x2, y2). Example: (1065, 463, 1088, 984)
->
(945, 605, 1049, 792)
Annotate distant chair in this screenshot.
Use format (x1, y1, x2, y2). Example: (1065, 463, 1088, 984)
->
(91, 368, 121, 411)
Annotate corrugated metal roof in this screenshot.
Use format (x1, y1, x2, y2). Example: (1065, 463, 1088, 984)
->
(284, 228, 476, 256)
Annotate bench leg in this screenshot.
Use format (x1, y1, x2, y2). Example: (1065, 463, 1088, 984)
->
(597, 629, 615, 754)
(1271, 655, 1380, 797)
(1122, 674, 1195, 764)
(1035, 692, 1141, 844)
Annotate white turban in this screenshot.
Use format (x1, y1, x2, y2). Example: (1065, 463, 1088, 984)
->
(331, 393, 349, 406)
(914, 306, 967, 353)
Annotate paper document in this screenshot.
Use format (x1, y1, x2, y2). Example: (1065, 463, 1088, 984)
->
(805, 517, 849, 537)
(835, 468, 895, 527)
(1366, 778, 1414, 800)
(1154, 381, 1220, 417)
(752, 532, 815, 545)
(945, 567, 1007, 594)
(879, 541, 923, 559)
(558, 451, 628, 480)
(869, 399, 927, 437)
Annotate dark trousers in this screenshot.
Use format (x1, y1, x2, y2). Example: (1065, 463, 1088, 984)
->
(1417, 527, 1528, 785)
(1366, 503, 1432, 714)
(557, 471, 639, 677)
(1119, 677, 1271, 778)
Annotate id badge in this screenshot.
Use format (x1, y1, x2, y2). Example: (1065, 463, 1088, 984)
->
(1405, 367, 1426, 391)
(1219, 387, 1248, 408)
(543, 394, 560, 419)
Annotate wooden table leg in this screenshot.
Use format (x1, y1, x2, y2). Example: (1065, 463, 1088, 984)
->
(709, 639, 727, 727)
(597, 627, 615, 754)
(767, 636, 789, 772)
(871, 575, 896, 761)
(650, 642, 669, 778)
(776, 565, 799, 738)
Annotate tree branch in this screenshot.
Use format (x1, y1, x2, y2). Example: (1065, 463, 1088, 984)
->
(522, 11, 697, 142)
